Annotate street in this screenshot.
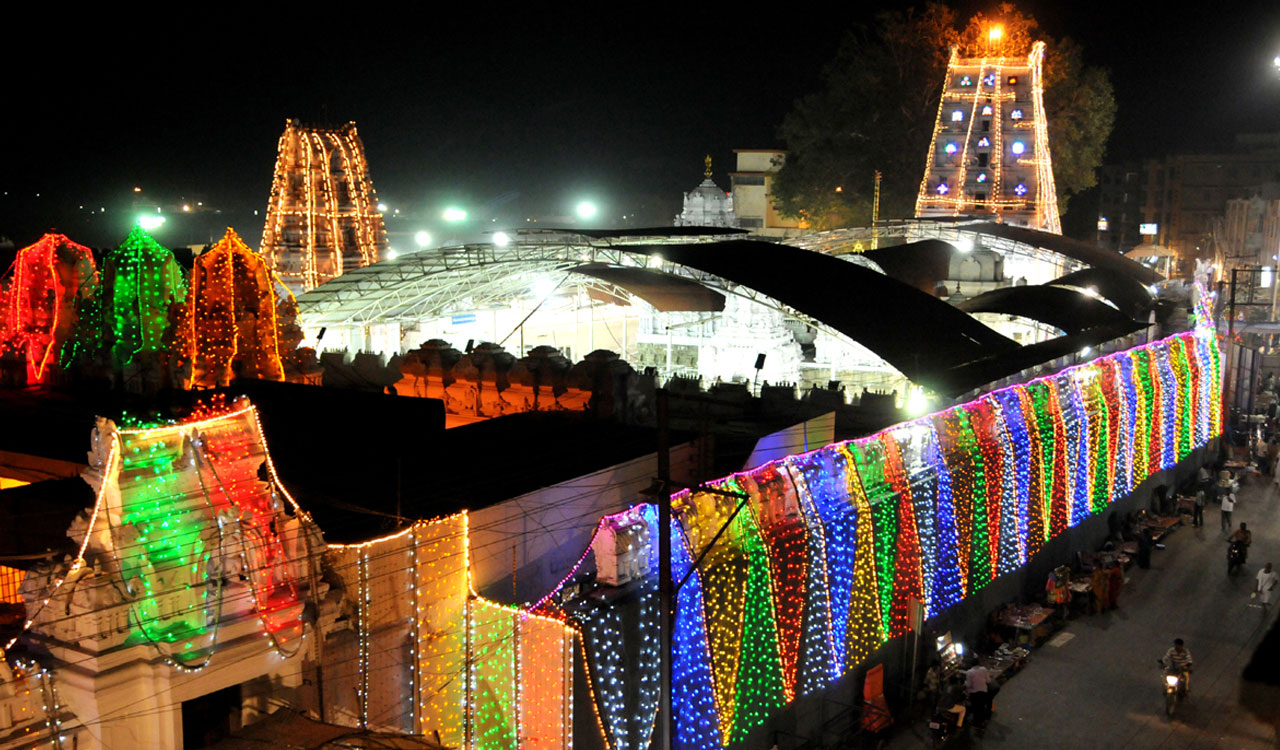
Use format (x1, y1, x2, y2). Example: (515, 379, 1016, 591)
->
(891, 471, 1280, 749)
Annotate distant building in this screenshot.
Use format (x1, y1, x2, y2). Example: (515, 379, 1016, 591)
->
(1095, 163, 1147, 253)
(1217, 192, 1280, 273)
(674, 157, 739, 228)
(1141, 134, 1280, 262)
(730, 150, 807, 237)
(916, 42, 1060, 234)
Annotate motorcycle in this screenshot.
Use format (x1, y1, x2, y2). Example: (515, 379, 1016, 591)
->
(1159, 663, 1189, 717)
(928, 703, 963, 748)
(1228, 541, 1247, 576)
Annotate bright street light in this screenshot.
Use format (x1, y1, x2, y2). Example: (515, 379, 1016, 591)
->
(443, 207, 467, 222)
(493, 231, 511, 247)
(386, 247, 399, 260)
(137, 215, 165, 230)
(575, 201, 598, 220)
(414, 231, 432, 247)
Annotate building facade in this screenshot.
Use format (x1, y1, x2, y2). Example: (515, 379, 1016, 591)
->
(1095, 163, 1147, 253)
(1141, 134, 1280, 263)
(730, 150, 807, 237)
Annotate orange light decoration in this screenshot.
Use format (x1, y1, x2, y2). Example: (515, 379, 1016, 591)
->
(260, 119, 389, 292)
(0, 232, 98, 382)
(178, 228, 287, 388)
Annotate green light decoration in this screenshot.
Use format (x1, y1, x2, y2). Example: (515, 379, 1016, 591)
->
(470, 600, 518, 750)
(105, 226, 187, 368)
(1084, 370, 1111, 514)
(1136, 348, 1157, 476)
(849, 440, 897, 638)
(728, 492, 786, 745)
(962, 407, 992, 592)
(1171, 340, 1195, 460)
(118, 433, 211, 649)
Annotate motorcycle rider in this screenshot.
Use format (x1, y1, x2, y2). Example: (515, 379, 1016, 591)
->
(1161, 638, 1193, 694)
(1229, 522, 1253, 564)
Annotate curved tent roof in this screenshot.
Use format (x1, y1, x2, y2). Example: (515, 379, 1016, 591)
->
(954, 285, 1144, 335)
(1052, 267, 1156, 320)
(617, 239, 1020, 387)
(962, 222, 1164, 284)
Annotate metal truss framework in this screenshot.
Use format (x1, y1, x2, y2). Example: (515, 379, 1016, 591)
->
(295, 221, 1097, 377)
(298, 231, 875, 341)
(783, 220, 1083, 272)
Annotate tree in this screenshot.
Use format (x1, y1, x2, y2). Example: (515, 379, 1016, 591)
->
(774, 3, 1116, 229)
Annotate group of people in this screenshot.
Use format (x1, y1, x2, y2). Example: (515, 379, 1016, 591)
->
(922, 659, 999, 737)
(1192, 465, 1241, 531)
(1198, 462, 1278, 605)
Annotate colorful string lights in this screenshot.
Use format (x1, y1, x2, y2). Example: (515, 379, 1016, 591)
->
(566, 291, 1220, 748)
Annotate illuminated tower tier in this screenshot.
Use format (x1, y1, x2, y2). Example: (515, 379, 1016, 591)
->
(260, 119, 389, 292)
(915, 41, 1060, 234)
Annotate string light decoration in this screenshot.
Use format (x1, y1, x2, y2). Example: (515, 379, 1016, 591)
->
(0, 398, 313, 676)
(0, 233, 98, 382)
(742, 464, 807, 703)
(177, 228, 287, 388)
(260, 119, 389, 293)
(327, 511, 575, 749)
(915, 41, 1061, 233)
(562, 286, 1221, 749)
(103, 225, 187, 369)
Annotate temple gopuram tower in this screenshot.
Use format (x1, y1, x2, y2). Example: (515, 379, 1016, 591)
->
(915, 41, 1060, 234)
(260, 119, 389, 292)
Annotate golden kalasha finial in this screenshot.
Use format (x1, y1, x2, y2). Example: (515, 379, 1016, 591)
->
(704, 155, 713, 179)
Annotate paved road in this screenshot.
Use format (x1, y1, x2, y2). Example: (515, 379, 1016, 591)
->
(890, 473, 1280, 750)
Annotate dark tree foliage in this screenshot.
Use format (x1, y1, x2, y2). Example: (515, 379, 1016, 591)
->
(774, 3, 1116, 230)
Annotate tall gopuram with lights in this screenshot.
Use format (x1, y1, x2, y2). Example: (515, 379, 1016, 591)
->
(260, 119, 389, 293)
(915, 40, 1061, 234)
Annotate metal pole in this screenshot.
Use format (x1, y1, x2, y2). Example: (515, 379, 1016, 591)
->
(1225, 269, 1237, 436)
(656, 388, 673, 750)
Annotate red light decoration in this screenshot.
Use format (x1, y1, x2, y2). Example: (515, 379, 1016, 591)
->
(0, 233, 98, 382)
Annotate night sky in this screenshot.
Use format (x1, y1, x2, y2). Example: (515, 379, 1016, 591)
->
(4, 3, 1280, 250)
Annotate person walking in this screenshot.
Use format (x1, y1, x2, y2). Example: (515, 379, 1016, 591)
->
(1091, 565, 1110, 613)
(1193, 489, 1207, 528)
(1106, 561, 1123, 609)
(1257, 563, 1278, 607)
(1221, 491, 1236, 533)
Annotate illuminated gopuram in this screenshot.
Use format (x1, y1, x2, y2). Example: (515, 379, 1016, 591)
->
(260, 119, 389, 292)
(915, 41, 1061, 233)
